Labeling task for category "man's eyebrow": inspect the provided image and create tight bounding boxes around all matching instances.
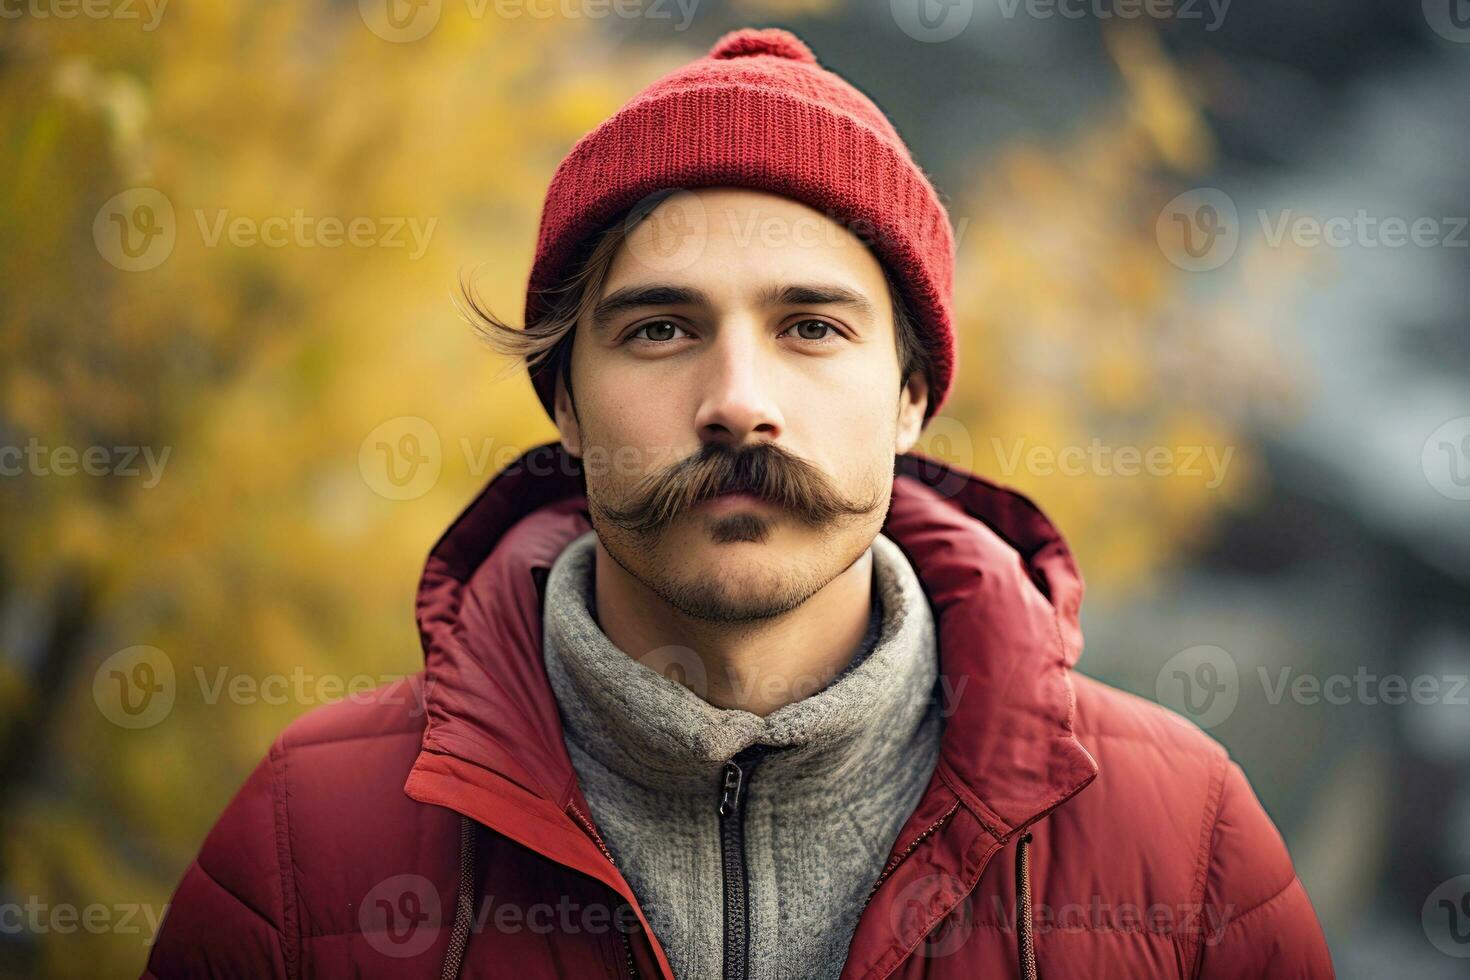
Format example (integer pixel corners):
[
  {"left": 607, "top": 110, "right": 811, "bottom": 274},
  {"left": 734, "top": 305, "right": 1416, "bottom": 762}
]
[
  {"left": 590, "top": 285, "right": 708, "bottom": 334},
  {"left": 756, "top": 282, "right": 878, "bottom": 322}
]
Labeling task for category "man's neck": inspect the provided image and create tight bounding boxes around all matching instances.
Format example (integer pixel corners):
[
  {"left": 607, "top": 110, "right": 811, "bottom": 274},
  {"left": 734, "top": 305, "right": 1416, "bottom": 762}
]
[{"left": 591, "top": 539, "right": 876, "bottom": 717}]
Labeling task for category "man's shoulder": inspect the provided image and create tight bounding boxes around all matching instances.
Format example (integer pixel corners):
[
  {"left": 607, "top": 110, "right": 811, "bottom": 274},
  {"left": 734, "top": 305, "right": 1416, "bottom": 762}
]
[
  {"left": 262, "top": 672, "right": 433, "bottom": 830},
  {"left": 149, "top": 673, "right": 457, "bottom": 973},
  {"left": 1059, "top": 673, "right": 1302, "bottom": 903},
  {"left": 1057, "top": 672, "right": 1237, "bottom": 874},
  {"left": 274, "top": 671, "right": 430, "bottom": 752},
  {"left": 1069, "top": 670, "right": 1230, "bottom": 768},
  {"left": 199, "top": 672, "right": 433, "bottom": 861},
  {"left": 1050, "top": 673, "right": 1329, "bottom": 973}
]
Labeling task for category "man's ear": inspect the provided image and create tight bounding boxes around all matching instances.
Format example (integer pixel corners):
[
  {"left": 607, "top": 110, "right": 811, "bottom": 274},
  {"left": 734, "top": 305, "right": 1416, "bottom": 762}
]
[
  {"left": 552, "top": 369, "right": 583, "bottom": 459},
  {"left": 894, "top": 371, "right": 929, "bottom": 456}
]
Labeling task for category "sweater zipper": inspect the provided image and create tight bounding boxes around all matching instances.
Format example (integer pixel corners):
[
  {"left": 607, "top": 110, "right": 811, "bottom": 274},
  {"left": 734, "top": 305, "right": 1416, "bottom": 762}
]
[{"left": 717, "top": 743, "right": 775, "bottom": 980}]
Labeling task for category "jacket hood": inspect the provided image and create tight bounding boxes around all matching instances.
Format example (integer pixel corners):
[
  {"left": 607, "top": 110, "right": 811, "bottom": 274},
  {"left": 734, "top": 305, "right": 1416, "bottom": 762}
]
[{"left": 402, "top": 440, "right": 1098, "bottom": 975}]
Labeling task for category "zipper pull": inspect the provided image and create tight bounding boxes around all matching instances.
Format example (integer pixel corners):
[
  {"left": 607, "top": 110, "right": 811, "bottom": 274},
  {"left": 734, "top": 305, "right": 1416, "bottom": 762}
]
[{"left": 718, "top": 760, "right": 744, "bottom": 816}]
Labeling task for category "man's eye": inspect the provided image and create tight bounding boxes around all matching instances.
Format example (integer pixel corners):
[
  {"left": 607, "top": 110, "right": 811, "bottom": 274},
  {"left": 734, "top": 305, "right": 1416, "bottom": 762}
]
[
  {"left": 784, "top": 319, "right": 839, "bottom": 341},
  {"left": 628, "top": 320, "right": 687, "bottom": 343}
]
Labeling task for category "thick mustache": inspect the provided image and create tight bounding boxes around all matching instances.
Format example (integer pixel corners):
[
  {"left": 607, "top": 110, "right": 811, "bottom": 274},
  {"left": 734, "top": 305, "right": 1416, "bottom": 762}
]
[{"left": 596, "top": 443, "right": 881, "bottom": 534}]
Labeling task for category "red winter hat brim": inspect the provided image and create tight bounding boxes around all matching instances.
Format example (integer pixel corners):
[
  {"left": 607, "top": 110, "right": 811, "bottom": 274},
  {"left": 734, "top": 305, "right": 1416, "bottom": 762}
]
[{"left": 524, "top": 28, "right": 957, "bottom": 422}]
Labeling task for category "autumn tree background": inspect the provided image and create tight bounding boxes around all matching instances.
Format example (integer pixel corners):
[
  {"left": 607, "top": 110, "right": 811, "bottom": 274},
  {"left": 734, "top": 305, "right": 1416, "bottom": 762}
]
[{"left": 3, "top": 1, "right": 1466, "bottom": 977}]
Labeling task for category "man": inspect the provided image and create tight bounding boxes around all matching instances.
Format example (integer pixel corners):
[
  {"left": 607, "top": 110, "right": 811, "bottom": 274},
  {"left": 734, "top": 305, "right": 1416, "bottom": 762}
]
[{"left": 145, "top": 27, "right": 1334, "bottom": 980}]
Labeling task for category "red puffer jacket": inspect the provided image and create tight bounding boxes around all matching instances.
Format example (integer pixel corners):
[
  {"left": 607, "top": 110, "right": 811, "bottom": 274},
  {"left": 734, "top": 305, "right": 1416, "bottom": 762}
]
[{"left": 143, "top": 442, "right": 1334, "bottom": 979}]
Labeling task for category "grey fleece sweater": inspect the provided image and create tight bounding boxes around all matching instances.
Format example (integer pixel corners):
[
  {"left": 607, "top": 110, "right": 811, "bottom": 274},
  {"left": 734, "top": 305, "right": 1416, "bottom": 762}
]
[{"left": 541, "top": 530, "right": 944, "bottom": 980}]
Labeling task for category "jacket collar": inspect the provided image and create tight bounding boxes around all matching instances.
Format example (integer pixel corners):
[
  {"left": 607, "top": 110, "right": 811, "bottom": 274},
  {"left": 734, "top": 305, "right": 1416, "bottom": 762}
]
[{"left": 405, "top": 438, "right": 1096, "bottom": 886}]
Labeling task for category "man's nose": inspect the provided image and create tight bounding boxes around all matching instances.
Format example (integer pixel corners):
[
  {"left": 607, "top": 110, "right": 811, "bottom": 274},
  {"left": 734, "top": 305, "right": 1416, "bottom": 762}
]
[{"left": 692, "top": 326, "right": 785, "bottom": 446}]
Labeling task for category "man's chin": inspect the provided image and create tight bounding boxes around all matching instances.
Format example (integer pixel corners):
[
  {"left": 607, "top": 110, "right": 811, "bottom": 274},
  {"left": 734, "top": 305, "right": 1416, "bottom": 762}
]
[
  {"left": 654, "top": 567, "right": 806, "bottom": 625},
  {"left": 606, "top": 519, "right": 848, "bottom": 624},
  {"left": 646, "top": 531, "right": 801, "bottom": 612}
]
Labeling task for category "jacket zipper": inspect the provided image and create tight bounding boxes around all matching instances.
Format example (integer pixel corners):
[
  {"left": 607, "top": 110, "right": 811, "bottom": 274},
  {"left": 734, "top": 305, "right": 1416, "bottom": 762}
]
[
  {"left": 859, "top": 797, "right": 961, "bottom": 912},
  {"left": 718, "top": 743, "right": 775, "bottom": 980},
  {"left": 568, "top": 801, "right": 639, "bottom": 979},
  {"left": 1016, "top": 832, "right": 1037, "bottom": 980}
]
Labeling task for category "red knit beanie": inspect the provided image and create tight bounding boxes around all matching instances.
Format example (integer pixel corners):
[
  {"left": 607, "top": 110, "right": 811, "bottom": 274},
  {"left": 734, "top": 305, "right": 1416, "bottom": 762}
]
[{"left": 525, "top": 26, "right": 957, "bottom": 421}]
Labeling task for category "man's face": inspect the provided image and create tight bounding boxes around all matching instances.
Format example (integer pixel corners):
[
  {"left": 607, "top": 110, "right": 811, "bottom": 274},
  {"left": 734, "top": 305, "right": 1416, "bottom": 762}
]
[{"left": 555, "top": 187, "right": 928, "bottom": 623}]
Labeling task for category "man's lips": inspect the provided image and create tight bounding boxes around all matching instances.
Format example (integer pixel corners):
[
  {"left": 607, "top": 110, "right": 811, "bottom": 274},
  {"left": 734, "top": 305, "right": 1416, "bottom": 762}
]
[{"left": 694, "top": 491, "right": 777, "bottom": 514}]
